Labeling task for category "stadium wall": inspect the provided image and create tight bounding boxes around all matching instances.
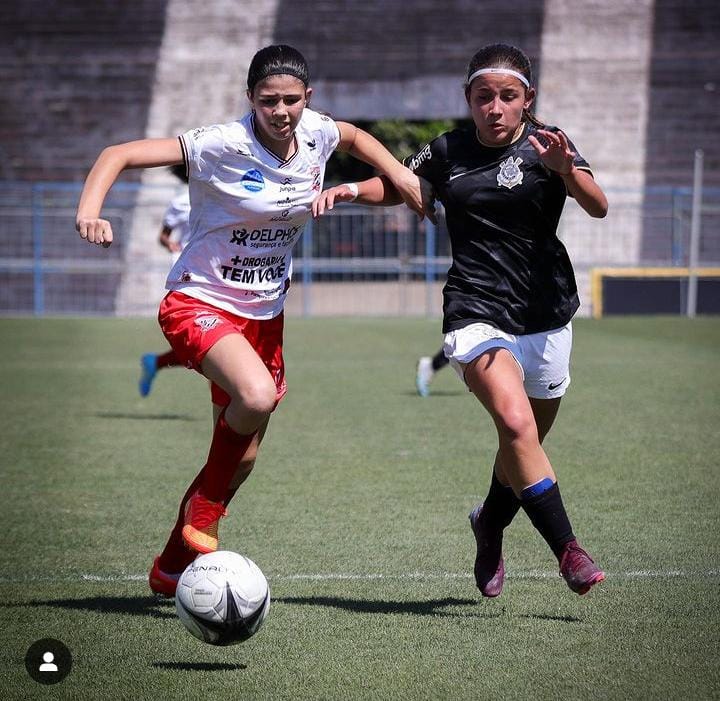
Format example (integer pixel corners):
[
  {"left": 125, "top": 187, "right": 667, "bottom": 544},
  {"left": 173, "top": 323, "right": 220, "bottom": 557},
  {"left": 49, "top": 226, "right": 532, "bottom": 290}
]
[{"left": 2, "top": 1, "right": 719, "bottom": 316}]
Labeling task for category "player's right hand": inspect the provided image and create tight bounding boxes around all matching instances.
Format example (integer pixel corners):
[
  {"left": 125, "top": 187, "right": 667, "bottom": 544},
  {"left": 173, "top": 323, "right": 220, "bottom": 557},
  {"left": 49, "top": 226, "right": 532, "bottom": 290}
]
[
  {"left": 419, "top": 177, "right": 438, "bottom": 225},
  {"left": 77, "top": 217, "right": 114, "bottom": 247}
]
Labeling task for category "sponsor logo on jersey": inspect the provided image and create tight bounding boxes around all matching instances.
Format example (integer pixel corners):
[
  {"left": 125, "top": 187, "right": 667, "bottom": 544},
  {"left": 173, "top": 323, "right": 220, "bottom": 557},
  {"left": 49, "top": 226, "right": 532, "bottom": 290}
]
[
  {"left": 408, "top": 144, "right": 432, "bottom": 171},
  {"left": 276, "top": 196, "right": 292, "bottom": 207},
  {"left": 230, "top": 226, "right": 300, "bottom": 246},
  {"left": 194, "top": 315, "right": 221, "bottom": 331},
  {"left": 270, "top": 209, "right": 292, "bottom": 222},
  {"left": 241, "top": 169, "right": 265, "bottom": 192},
  {"left": 279, "top": 176, "right": 295, "bottom": 192},
  {"left": 497, "top": 156, "right": 524, "bottom": 189}
]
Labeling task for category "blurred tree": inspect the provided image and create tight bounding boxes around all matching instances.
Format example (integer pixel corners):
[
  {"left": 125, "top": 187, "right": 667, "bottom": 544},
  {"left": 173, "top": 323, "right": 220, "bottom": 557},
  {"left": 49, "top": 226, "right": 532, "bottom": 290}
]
[{"left": 325, "top": 118, "right": 470, "bottom": 184}]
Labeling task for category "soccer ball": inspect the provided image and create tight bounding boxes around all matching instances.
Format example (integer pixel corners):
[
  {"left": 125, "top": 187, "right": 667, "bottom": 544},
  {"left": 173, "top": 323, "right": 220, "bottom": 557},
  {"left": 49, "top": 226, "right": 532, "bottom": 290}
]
[{"left": 175, "top": 551, "right": 270, "bottom": 646}]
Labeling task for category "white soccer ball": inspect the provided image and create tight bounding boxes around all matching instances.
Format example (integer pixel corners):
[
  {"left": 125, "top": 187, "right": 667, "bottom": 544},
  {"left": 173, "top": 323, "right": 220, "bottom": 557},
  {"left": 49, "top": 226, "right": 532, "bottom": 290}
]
[{"left": 175, "top": 551, "right": 270, "bottom": 646}]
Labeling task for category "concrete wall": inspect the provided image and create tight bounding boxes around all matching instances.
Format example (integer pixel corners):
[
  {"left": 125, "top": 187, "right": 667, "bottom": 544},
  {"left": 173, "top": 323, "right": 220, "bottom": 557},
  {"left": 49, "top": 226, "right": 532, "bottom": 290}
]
[{"left": 2, "top": 1, "right": 718, "bottom": 315}]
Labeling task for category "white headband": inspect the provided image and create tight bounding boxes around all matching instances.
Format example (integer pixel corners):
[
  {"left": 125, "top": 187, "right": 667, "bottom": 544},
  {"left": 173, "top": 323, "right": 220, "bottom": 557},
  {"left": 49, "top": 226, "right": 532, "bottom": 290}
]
[{"left": 466, "top": 67, "right": 530, "bottom": 88}]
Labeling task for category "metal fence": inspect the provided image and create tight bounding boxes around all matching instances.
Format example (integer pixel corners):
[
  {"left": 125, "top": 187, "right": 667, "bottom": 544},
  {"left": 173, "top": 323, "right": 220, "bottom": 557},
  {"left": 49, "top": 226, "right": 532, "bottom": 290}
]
[{"left": 0, "top": 181, "right": 718, "bottom": 317}]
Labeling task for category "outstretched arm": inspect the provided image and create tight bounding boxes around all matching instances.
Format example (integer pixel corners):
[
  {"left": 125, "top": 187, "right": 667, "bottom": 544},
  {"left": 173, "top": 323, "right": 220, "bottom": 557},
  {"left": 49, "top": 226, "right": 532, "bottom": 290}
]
[
  {"left": 312, "top": 175, "right": 437, "bottom": 223},
  {"left": 334, "top": 122, "right": 424, "bottom": 218},
  {"left": 528, "top": 130, "right": 608, "bottom": 218},
  {"left": 76, "top": 138, "right": 183, "bottom": 247}
]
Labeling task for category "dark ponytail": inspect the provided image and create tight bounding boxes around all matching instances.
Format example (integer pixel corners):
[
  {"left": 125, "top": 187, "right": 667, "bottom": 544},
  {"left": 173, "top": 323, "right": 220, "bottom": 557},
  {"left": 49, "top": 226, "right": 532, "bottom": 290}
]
[
  {"left": 247, "top": 45, "right": 309, "bottom": 94},
  {"left": 465, "top": 43, "right": 545, "bottom": 128}
]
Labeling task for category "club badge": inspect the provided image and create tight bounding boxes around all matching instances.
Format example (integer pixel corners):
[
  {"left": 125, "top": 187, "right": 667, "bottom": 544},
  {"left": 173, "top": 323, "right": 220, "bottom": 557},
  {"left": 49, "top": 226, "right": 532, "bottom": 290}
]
[{"left": 497, "top": 156, "right": 524, "bottom": 189}]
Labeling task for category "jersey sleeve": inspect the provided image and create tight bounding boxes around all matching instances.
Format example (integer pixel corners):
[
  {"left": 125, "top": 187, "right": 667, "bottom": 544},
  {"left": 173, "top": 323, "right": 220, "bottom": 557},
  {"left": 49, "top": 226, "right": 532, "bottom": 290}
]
[
  {"left": 403, "top": 136, "right": 447, "bottom": 189},
  {"left": 303, "top": 109, "right": 341, "bottom": 163},
  {"left": 179, "top": 125, "right": 226, "bottom": 182}
]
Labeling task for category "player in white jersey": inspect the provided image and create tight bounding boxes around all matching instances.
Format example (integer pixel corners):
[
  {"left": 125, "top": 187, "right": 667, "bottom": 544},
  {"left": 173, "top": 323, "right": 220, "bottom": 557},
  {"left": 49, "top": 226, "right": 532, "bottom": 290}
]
[
  {"left": 139, "top": 165, "right": 191, "bottom": 397},
  {"left": 159, "top": 165, "right": 192, "bottom": 260},
  {"left": 76, "top": 44, "right": 424, "bottom": 597}
]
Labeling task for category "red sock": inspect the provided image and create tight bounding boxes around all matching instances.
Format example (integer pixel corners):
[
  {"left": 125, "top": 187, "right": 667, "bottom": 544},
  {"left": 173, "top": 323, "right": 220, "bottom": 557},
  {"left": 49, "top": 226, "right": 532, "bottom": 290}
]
[
  {"left": 156, "top": 409, "right": 256, "bottom": 573},
  {"left": 156, "top": 349, "right": 181, "bottom": 369},
  {"left": 200, "top": 409, "right": 257, "bottom": 502}
]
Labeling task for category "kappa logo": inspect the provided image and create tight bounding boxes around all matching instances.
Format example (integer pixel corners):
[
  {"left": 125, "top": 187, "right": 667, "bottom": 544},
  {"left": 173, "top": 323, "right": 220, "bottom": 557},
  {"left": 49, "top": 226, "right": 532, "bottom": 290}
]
[
  {"left": 194, "top": 316, "right": 221, "bottom": 332},
  {"left": 241, "top": 169, "right": 265, "bottom": 192},
  {"left": 497, "top": 156, "right": 524, "bottom": 189}
]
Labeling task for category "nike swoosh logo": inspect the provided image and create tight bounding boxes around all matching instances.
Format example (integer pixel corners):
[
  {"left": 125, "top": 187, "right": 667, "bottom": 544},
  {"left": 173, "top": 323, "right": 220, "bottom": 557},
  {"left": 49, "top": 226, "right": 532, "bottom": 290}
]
[{"left": 548, "top": 379, "right": 566, "bottom": 390}]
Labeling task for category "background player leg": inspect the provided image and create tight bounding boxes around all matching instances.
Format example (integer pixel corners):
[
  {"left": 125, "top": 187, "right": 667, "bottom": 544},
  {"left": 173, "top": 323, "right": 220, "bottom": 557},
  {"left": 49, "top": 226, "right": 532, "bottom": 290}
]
[
  {"left": 416, "top": 348, "right": 449, "bottom": 397},
  {"left": 139, "top": 349, "right": 183, "bottom": 397}
]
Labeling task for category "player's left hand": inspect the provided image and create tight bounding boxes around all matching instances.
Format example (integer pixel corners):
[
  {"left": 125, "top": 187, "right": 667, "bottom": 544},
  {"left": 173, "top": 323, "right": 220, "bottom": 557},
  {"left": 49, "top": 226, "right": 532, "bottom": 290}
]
[
  {"left": 312, "top": 184, "right": 357, "bottom": 218},
  {"left": 528, "top": 129, "right": 575, "bottom": 176},
  {"left": 388, "top": 166, "right": 424, "bottom": 219}
]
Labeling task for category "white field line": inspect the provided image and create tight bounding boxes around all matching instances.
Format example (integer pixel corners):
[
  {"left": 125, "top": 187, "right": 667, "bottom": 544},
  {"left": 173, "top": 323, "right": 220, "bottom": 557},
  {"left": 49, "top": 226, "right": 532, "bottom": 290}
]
[{"left": 0, "top": 569, "right": 718, "bottom": 584}]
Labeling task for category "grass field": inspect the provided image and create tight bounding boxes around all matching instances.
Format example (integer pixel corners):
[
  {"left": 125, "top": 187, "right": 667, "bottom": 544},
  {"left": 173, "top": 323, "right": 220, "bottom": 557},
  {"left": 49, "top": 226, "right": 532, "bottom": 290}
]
[{"left": 1, "top": 316, "right": 719, "bottom": 700}]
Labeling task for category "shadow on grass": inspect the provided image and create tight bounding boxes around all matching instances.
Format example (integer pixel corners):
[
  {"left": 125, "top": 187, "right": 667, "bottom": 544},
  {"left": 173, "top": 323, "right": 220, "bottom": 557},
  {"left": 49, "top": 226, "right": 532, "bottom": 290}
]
[
  {"left": 275, "top": 595, "right": 499, "bottom": 618},
  {"left": 152, "top": 662, "right": 247, "bottom": 671},
  {"left": 519, "top": 613, "right": 582, "bottom": 623},
  {"left": 93, "top": 412, "right": 200, "bottom": 421},
  {"left": 1, "top": 595, "right": 176, "bottom": 619}
]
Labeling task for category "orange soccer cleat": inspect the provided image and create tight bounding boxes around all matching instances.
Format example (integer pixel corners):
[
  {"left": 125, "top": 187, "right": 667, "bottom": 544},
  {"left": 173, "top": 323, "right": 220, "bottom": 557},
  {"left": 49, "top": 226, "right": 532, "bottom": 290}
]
[{"left": 181, "top": 491, "right": 227, "bottom": 554}]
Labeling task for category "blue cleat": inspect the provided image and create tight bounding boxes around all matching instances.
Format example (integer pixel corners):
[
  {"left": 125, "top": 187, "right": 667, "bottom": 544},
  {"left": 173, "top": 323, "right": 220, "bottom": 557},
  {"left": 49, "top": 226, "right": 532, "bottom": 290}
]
[
  {"left": 139, "top": 353, "right": 158, "bottom": 397},
  {"left": 415, "top": 356, "right": 433, "bottom": 397}
]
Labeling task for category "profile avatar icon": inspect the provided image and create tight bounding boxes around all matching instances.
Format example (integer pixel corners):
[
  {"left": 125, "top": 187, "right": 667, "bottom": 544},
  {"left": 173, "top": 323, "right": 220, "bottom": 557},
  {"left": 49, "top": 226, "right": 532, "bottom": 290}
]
[
  {"left": 39, "top": 651, "right": 58, "bottom": 672},
  {"left": 25, "top": 638, "right": 72, "bottom": 684}
]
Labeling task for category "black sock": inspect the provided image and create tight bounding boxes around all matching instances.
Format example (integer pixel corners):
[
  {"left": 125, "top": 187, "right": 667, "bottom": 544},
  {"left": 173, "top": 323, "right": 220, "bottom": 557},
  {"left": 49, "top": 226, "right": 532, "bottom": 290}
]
[
  {"left": 479, "top": 471, "right": 522, "bottom": 531},
  {"left": 520, "top": 482, "right": 575, "bottom": 559},
  {"left": 431, "top": 349, "right": 449, "bottom": 372}
]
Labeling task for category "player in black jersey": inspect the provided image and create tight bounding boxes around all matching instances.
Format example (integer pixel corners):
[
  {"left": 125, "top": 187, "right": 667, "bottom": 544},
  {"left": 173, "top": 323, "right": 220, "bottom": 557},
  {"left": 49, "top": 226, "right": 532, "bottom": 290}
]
[{"left": 314, "top": 44, "right": 608, "bottom": 597}]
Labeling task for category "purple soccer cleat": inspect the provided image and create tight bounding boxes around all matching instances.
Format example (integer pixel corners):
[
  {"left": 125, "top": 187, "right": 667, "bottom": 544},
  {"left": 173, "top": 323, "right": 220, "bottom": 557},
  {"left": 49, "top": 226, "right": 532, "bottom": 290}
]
[
  {"left": 559, "top": 540, "right": 605, "bottom": 595},
  {"left": 469, "top": 504, "right": 505, "bottom": 597}
]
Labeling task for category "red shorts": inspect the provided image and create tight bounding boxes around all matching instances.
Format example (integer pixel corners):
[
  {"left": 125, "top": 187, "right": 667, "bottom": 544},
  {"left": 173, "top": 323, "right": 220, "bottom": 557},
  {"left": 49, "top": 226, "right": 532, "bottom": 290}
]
[{"left": 158, "top": 291, "right": 287, "bottom": 408}]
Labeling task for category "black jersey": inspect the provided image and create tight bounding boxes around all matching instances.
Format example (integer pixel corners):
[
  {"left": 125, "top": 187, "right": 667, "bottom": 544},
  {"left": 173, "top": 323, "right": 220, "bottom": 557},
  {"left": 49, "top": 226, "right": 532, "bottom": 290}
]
[{"left": 406, "top": 123, "right": 591, "bottom": 335}]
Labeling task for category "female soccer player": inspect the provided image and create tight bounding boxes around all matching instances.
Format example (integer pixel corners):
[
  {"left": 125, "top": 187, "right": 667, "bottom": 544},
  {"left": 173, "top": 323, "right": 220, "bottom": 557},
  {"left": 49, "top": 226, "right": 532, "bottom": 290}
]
[
  {"left": 76, "top": 44, "right": 423, "bottom": 597},
  {"left": 314, "top": 43, "right": 608, "bottom": 596}
]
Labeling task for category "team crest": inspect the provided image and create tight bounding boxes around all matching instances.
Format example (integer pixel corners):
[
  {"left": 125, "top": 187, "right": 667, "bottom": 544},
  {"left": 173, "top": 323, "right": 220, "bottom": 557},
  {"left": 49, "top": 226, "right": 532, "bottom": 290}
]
[
  {"left": 497, "top": 156, "right": 524, "bottom": 189},
  {"left": 194, "top": 315, "right": 221, "bottom": 332}
]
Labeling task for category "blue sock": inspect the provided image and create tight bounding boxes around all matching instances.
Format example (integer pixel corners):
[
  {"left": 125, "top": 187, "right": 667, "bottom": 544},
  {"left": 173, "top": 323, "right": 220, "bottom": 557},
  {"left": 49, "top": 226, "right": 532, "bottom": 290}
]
[{"left": 520, "top": 477, "right": 555, "bottom": 501}]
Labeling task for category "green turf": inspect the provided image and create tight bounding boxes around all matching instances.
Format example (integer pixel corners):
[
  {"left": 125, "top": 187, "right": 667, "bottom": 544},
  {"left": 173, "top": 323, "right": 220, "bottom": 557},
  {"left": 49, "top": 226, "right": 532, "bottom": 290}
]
[{"left": 1, "top": 316, "right": 719, "bottom": 700}]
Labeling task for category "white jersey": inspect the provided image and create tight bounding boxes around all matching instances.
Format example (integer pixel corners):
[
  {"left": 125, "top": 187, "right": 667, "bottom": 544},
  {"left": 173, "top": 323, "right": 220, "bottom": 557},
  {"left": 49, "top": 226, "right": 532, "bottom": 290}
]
[
  {"left": 166, "top": 108, "right": 340, "bottom": 319},
  {"left": 163, "top": 188, "right": 191, "bottom": 250}
]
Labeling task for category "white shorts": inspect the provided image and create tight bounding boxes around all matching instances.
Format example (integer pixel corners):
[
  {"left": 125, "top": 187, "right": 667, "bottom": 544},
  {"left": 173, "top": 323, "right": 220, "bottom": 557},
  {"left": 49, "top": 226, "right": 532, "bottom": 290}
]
[{"left": 443, "top": 322, "right": 573, "bottom": 399}]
